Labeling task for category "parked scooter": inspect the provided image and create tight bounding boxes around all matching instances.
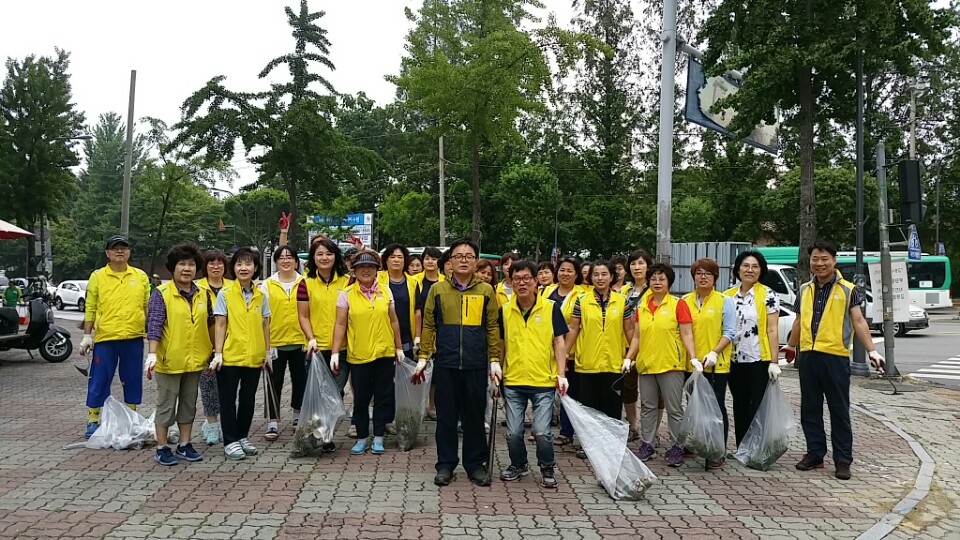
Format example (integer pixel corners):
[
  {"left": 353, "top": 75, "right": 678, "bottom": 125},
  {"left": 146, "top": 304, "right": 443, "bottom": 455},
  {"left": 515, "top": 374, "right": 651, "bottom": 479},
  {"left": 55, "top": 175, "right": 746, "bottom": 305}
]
[{"left": 0, "top": 298, "right": 72, "bottom": 362}]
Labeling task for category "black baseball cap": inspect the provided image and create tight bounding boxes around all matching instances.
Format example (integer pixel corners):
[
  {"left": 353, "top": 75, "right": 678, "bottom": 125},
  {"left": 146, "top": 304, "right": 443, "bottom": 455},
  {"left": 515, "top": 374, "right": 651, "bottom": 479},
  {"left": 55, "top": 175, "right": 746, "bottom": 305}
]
[{"left": 105, "top": 235, "right": 130, "bottom": 249}]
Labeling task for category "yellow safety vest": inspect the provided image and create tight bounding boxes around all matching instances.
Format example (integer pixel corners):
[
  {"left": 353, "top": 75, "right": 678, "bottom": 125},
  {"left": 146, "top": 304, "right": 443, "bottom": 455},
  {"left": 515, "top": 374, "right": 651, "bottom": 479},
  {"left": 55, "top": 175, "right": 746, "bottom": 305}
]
[
  {"left": 222, "top": 284, "right": 267, "bottom": 368},
  {"left": 799, "top": 272, "right": 855, "bottom": 357},
  {"left": 345, "top": 282, "right": 396, "bottom": 364},
  {"left": 724, "top": 283, "right": 775, "bottom": 362},
  {"left": 496, "top": 281, "right": 512, "bottom": 307},
  {"left": 304, "top": 274, "right": 350, "bottom": 350},
  {"left": 86, "top": 264, "right": 150, "bottom": 343},
  {"left": 575, "top": 290, "right": 627, "bottom": 374},
  {"left": 637, "top": 293, "right": 686, "bottom": 375},
  {"left": 682, "top": 290, "right": 733, "bottom": 374},
  {"left": 264, "top": 275, "right": 306, "bottom": 348},
  {"left": 156, "top": 283, "right": 212, "bottom": 374},
  {"left": 196, "top": 277, "right": 234, "bottom": 295},
  {"left": 502, "top": 295, "right": 559, "bottom": 388},
  {"left": 377, "top": 271, "right": 417, "bottom": 341},
  {"left": 543, "top": 284, "right": 586, "bottom": 358}
]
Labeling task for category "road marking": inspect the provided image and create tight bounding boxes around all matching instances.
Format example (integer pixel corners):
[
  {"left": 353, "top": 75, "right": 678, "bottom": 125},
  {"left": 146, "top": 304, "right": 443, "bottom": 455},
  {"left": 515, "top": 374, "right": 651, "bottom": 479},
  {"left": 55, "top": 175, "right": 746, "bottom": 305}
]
[
  {"left": 916, "top": 368, "right": 960, "bottom": 375},
  {"left": 911, "top": 373, "right": 960, "bottom": 381}
]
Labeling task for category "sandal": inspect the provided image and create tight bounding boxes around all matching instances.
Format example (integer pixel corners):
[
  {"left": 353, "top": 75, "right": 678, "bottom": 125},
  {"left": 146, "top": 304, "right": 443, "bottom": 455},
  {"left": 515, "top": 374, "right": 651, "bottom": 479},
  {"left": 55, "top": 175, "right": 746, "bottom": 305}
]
[{"left": 554, "top": 435, "right": 572, "bottom": 446}]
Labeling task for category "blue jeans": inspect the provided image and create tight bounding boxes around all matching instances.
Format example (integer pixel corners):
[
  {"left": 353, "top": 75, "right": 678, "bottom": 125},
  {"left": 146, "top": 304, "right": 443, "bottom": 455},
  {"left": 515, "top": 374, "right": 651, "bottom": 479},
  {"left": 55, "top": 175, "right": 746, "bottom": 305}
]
[{"left": 503, "top": 386, "right": 556, "bottom": 468}]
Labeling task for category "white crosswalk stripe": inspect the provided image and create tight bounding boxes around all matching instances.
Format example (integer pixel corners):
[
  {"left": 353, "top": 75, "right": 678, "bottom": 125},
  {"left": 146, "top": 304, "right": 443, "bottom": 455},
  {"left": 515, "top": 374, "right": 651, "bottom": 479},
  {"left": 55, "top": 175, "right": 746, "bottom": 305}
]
[{"left": 913, "top": 359, "right": 960, "bottom": 381}]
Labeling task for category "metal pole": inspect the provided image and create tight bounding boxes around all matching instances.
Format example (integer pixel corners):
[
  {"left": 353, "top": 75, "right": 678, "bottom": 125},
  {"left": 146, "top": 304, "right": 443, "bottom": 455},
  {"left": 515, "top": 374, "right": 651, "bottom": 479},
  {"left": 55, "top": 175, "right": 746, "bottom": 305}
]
[
  {"left": 120, "top": 70, "right": 137, "bottom": 237},
  {"left": 909, "top": 82, "right": 917, "bottom": 160},
  {"left": 655, "top": 0, "right": 678, "bottom": 264},
  {"left": 438, "top": 136, "right": 446, "bottom": 248},
  {"left": 851, "top": 49, "right": 868, "bottom": 377},
  {"left": 935, "top": 176, "right": 940, "bottom": 249},
  {"left": 876, "top": 142, "right": 898, "bottom": 377}
]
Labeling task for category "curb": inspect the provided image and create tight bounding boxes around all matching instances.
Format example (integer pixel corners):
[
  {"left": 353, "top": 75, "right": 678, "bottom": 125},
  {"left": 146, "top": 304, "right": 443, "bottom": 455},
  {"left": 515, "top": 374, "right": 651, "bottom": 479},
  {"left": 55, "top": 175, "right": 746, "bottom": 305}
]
[{"left": 853, "top": 403, "right": 936, "bottom": 540}]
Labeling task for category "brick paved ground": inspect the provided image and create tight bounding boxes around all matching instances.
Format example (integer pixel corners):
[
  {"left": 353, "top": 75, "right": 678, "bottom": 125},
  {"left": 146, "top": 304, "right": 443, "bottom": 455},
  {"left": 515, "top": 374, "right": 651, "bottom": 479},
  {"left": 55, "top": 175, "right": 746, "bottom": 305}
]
[{"left": 1, "top": 337, "right": 958, "bottom": 539}]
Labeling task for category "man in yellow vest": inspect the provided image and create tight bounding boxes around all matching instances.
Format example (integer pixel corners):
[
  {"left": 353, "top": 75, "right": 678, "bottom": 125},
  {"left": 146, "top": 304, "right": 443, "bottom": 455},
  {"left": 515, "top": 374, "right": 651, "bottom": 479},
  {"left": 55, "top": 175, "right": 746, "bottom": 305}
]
[
  {"left": 80, "top": 235, "right": 151, "bottom": 439},
  {"left": 497, "top": 260, "right": 569, "bottom": 488},
  {"left": 784, "top": 240, "right": 884, "bottom": 481},
  {"left": 145, "top": 244, "right": 212, "bottom": 465}
]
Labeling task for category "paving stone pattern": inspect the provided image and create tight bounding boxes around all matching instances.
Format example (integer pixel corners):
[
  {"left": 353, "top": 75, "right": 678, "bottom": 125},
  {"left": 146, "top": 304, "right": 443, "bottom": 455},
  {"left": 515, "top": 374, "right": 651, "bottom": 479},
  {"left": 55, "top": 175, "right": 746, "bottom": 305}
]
[{"left": 0, "top": 349, "right": 958, "bottom": 539}]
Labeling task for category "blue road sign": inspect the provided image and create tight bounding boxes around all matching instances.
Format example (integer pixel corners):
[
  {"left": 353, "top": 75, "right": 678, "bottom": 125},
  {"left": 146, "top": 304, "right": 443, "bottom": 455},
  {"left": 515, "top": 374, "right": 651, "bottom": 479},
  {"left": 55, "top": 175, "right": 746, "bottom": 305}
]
[{"left": 908, "top": 225, "right": 922, "bottom": 261}]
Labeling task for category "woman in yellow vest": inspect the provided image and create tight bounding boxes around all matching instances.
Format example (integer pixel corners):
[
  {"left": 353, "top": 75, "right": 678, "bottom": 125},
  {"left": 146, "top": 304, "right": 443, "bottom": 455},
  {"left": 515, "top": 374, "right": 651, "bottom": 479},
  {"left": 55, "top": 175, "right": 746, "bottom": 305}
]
[
  {"left": 564, "top": 260, "right": 638, "bottom": 458},
  {"left": 495, "top": 252, "right": 521, "bottom": 306},
  {"left": 724, "top": 250, "right": 780, "bottom": 449},
  {"left": 414, "top": 247, "right": 446, "bottom": 421},
  {"left": 681, "top": 258, "right": 737, "bottom": 469},
  {"left": 210, "top": 247, "right": 272, "bottom": 461},
  {"left": 406, "top": 254, "right": 423, "bottom": 275},
  {"left": 621, "top": 250, "right": 653, "bottom": 441},
  {"left": 635, "top": 263, "right": 698, "bottom": 468},
  {"left": 542, "top": 257, "right": 585, "bottom": 447},
  {"left": 536, "top": 261, "right": 556, "bottom": 292},
  {"left": 379, "top": 244, "right": 419, "bottom": 434},
  {"left": 195, "top": 249, "right": 233, "bottom": 446},
  {"left": 331, "top": 249, "right": 405, "bottom": 455},
  {"left": 145, "top": 243, "right": 212, "bottom": 466},
  {"left": 260, "top": 245, "right": 306, "bottom": 442}
]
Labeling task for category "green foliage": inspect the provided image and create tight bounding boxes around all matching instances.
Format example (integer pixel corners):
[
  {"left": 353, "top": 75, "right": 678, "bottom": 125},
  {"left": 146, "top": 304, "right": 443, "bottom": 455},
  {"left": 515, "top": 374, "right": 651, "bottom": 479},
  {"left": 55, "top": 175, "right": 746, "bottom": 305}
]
[
  {"left": 378, "top": 191, "right": 439, "bottom": 247},
  {"left": 223, "top": 187, "right": 291, "bottom": 250},
  {"left": 492, "top": 163, "right": 559, "bottom": 258}
]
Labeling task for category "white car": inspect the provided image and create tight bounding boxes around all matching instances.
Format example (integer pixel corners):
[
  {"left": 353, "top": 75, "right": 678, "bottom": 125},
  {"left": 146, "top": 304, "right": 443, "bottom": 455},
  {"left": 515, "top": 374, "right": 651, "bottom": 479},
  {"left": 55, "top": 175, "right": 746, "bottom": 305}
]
[
  {"left": 778, "top": 305, "right": 797, "bottom": 346},
  {"left": 54, "top": 280, "right": 88, "bottom": 311}
]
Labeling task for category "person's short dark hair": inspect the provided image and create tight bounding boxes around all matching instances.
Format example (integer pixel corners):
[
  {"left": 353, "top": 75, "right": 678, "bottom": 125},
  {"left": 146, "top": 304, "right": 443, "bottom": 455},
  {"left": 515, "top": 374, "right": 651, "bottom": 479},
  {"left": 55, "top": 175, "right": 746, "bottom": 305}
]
[
  {"left": 405, "top": 253, "right": 423, "bottom": 273},
  {"left": 556, "top": 257, "right": 583, "bottom": 285},
  {"left": 306, "top": 237, "right": 347, "bottom": 279},
  {"left": 230, "top": 247, "right": 262, "bottom": 280},
  {"left": 808, "top": 239, "right": 838, "bottom": 258},
  {"left": 690, "top": 258, "right": 720, "bottom": 282},
  {"left": 475, "top": 258, "right": 497, "bottom": 286},
  {"left": 438, "top": 250, "right": 450, "bottom": 270},
  {"left": 272, "top": 245, "right": 301, "bottom": 272},
  {"left": 733, "top": 250, "right": 769, "bottom": 282},
  {"left": 509, "top": 260, "right": 539, "bottom": 279},
  {"left": 449, "top": 238, "right": 480, "bottom": 257},
  {"left": 646, "top": 262, "right": 675, "bottom": 287},
  {"left": 381, "top": 243, "right": 410, "bottom": 270},
  {"left": 423, "top": 246, "right": 443, "bottom": 260},
  {"left": 627, "top": 250, "right": 654, "bottom": 277},
  {"left": 581, "top": 261, "right": 594, "bottom": 285},
  {"left": 591, "top": 260, "right": 617, "bottom": 282},
  {"left": 165, "top": 243, "right": 204, "bottom": 274},
  {"left": 500, "top": 251, "right": 520, "bottom": 265},
  {"left": 536, "top": 261, "right": 556, "bottom": 282},
  {"left": 611, "top": 255, "right": 627, "bottom": 268},
  {"left": 202, "top": 249, "right": 230, "bottom": 277}
]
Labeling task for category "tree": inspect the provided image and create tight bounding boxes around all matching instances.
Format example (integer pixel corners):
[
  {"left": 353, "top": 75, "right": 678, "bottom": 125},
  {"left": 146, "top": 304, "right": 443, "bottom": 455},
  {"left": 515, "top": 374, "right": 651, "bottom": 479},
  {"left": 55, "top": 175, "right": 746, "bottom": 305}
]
[
  {"left": 223, "top": 187, "right": 291, "bottom": 251},
  {"left": 378, "top": 191, "right": 439, "bottom": 246},
  {"left": 0, "top": 49, "right": 85, "bottom": 276},
  {"left": 699, "top": 0, "right": 954, "bottom": 279},
  {"left": 493, "top": 163, "right": 559, "bottom": 259}
]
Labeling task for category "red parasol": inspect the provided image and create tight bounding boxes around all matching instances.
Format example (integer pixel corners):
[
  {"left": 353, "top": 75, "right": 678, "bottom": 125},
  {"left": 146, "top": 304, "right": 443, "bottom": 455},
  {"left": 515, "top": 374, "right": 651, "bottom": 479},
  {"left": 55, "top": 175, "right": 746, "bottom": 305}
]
[{"left": 0, "top": 219, "right": 34, "bottom": 240}]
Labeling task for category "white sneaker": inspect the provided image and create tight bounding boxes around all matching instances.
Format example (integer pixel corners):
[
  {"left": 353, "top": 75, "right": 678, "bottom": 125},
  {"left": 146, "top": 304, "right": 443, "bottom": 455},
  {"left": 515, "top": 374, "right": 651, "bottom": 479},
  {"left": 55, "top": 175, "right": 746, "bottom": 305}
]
[
  {"left": 202, "top": 421, "right": 221, "bottom": 445},
  {"left": 167, "top": 424, "right": 180, "bottom": 445},
  {"left": 224, "top": 441, "right": 246, "bottom": 460},
  {"left": 238, "top": 438, "right": 259, "bottom": 455}
]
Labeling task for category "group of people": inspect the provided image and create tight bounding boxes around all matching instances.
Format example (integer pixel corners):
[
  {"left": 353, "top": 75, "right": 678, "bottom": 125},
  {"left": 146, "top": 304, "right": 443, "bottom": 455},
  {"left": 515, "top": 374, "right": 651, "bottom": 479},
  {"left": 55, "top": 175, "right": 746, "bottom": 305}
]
[{"left": 78, "top": 228, "right": 885, "bottom": 487}]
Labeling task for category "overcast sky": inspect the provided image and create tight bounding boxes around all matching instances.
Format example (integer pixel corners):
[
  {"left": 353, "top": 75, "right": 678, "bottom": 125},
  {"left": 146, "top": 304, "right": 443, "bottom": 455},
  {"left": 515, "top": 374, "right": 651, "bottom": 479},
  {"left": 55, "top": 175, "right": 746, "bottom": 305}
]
[{"left": 2, "top": 0, "right": 579, "bottom": 187}]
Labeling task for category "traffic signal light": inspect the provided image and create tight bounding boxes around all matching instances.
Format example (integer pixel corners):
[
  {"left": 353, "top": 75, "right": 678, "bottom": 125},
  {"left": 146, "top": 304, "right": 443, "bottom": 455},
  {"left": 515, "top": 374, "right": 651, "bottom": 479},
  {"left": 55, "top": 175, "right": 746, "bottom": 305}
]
[{"left": 898, "top": 160, "right": 925, "bottom": 225}]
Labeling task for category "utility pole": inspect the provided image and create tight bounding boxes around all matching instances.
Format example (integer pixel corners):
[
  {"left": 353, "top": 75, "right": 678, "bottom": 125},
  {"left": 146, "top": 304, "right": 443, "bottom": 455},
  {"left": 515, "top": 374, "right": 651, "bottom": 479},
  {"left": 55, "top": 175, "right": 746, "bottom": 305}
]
[
  {"left": 439, "top": 136, "right": 446, "bottom": 248},
  {"left": 875, "top": 143, "right": 898, "bottom": 377},
  {"left": 851, "top": 48, "right": 868, "bottom": 377},
  {"left": 120, "top": 70, "right": 137, "bottom": 237},
  {"left": 655, "top": 0, "right": 678, "bottom": 264}
]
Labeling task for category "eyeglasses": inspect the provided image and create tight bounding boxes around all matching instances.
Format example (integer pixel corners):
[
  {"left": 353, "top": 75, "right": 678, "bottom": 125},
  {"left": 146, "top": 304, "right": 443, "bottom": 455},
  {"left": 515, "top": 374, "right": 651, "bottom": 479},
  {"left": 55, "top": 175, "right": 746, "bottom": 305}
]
[
  {"left": 513, "top": 276, "right": 535, "bottom": 284},
  {"left": 451, "top": 254, "right": 477, "bottom": 262},
  {"left": 695, "top": 271, "right": 713, "bottom": 278}
]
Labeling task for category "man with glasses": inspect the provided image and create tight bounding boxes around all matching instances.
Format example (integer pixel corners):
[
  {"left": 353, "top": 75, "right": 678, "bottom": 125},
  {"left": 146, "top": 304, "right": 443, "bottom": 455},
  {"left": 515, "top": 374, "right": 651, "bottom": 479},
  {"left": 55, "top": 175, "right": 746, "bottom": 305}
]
[
  {"left": 419, "top": 239, "right": 501, "bottom": 487},
  {"left": 80, "top": 235, "right": 151, "bottom": 438}
]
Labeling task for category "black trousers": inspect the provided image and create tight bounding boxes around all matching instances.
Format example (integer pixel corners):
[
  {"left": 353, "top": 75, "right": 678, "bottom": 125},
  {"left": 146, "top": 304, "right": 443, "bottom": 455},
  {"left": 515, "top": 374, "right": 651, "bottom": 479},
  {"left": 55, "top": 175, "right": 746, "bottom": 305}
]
[
  {"left": 216, "top": 366, "right": 261, "bottom": 445},
  {"left": 349, "top": 357, "right": 395, "bottom": 439},
  {"left": 728, "top": 361, "right": 769, "bottom": 447},
  {"left": 570, "top": 371, "right": 622, "bottom": 420},
  {"left": 798, "top": 351, "right": 852, "bottom": 463},
  {"left": 268, "top": 348, "right": 307, "bottom": 419},
  {"left": 434, "top": 366, "right": 488, "bottom": 475}
]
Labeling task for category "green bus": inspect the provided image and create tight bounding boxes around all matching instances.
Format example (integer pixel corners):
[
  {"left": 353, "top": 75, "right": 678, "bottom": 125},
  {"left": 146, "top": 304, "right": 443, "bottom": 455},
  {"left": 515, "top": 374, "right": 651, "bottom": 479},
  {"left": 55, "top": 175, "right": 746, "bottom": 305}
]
[{"left": 756, "top": 246, "right": 953, "bottom": 309}]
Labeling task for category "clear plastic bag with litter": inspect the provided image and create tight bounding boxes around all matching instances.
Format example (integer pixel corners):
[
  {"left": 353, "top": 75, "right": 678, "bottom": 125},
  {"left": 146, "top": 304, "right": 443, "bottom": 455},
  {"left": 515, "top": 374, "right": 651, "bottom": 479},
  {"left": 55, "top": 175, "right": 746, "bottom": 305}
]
[
  {"left": 394, "top": 358, "right": 434, "bottom": 451},
  {"left": 85, "top": 396, "right": 156, "bottom": 450},
  {"left": 678, "top": 370, "right": 727, "bottom": 462},
  {"left": 734, "top": 380, "right": 797, "bottom": 471},
  {"left": 291, "top": 353, "right": 348, "bottom": 457}
]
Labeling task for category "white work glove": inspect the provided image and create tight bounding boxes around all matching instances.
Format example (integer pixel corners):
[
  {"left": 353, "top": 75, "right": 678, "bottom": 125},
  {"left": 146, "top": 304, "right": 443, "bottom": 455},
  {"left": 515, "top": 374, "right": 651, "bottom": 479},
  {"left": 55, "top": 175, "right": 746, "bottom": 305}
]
[
  {"left": 395, "top": 348, "right": 406, "bottom": 365},
  {"left": 411, "top": 359, "right": 428, "bottom": 384},
  {"left": 413, "top": 336, "right": 421, "bottom": 357},
  {"left": 868, "top": 350, "right": 886, "bottom": 370},
  {"left": 306, "top": 338, "right": 318, "bottom": 354},
  {"left": 557, "top": 376, "right": 569, "bottom": 396},
  {"left": 329, "top": 352, "right": 340, "bottom": 375},
  {"left": 490, "top": 361, "right": 502, "bottom": 384},
  {"left": 768, "top": 362, "right": 782, "bottom": 381},
  {"left": 264, "top": 349, "right": 274, "bottom": 372},
  {"left": 690, "top": 358, "right": 704, "bottom": 373},
  {"left": 79, "top": 333, "right": 94, "bottom": 356},
  {"left": 145, "top": 353, "right": 157, "bottom": 380},
  {"left": 208, "top": 352, "right": 223, "bottom": 372},
  {"left": 703, "top": 351, "right": 718, "bottom": 369},
  {"left": 621, "top": 358, "right": 634, "bottom": 373}
]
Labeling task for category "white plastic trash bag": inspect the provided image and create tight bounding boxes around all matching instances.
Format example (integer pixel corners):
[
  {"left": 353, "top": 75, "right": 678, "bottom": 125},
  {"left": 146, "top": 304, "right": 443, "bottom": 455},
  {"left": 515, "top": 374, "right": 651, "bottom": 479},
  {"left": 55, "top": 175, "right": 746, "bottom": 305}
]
[
  {"left": 291, "top": 353, "right": 347, "bottom": 457},
  {"left": 394, "top": 358, "right": 433, "bottom": 451},
  {"left": 560, "top": 395, "right": 657, "bottom": 500},
  {"left": 679, "top": 371, "right": 726, "bottom": 462},
  {"left": 86, "top": 396, "right": 156, "bottom": 450},
  {"left": 734, "top": 380, "right": 797, "bottom": 470}
]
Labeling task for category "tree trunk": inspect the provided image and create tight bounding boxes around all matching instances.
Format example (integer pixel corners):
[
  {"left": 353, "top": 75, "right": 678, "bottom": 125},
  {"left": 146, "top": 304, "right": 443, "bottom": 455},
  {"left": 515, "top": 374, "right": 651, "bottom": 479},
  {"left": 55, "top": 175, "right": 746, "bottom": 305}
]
[
  {"left": 797, "top": 65, "right": 817, "bottom": 283},
  {"left": 471, "top": 139, "right": 482, "bottom": 244},
  {"left": 149, "top": 182, "right": 175, "bottom": 275},
  {"left": 281, "top": 170, "right": 299, "bottom": 249}
]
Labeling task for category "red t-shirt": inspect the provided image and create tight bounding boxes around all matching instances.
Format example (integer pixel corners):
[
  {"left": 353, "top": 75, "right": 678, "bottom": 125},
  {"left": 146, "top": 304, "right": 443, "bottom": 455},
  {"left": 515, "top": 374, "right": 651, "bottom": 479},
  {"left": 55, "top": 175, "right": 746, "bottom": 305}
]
[{"left": 644, "top": 296, "right": 692, "bottom": 324}]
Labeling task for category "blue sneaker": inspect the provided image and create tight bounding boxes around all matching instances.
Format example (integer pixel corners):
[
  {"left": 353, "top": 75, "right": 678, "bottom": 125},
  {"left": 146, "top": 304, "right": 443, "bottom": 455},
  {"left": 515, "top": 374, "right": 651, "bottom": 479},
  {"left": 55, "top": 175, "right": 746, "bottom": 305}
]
[
  {"left": 175, "top": 443, "right": 203, "bottom": 462},
  {"left": 371, "top": 440, "right": 385, "bottom": 454},
  {"left": 154, "top": 446, "right": 177, "bottom": 466},
  {"left": 84, "top": 422, "right": 99, "bottom": 439},
  {"left": 350, "top": 439, "right": 370, "bottom": 455}
]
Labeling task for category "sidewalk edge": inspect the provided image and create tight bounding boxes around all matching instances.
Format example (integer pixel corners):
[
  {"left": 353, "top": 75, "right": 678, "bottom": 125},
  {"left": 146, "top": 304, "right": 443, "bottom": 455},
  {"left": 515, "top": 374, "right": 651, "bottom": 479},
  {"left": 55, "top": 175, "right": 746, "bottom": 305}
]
[{"left": 853, "top": 403, "right": 936, "bottom": 540}]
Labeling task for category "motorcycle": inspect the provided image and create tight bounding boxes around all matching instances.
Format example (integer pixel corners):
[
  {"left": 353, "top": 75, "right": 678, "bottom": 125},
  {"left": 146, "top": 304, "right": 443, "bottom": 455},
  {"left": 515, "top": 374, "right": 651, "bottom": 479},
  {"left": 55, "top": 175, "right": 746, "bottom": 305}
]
[{"left": 0, "top": 298, "right": 73, "bottom": 362}]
